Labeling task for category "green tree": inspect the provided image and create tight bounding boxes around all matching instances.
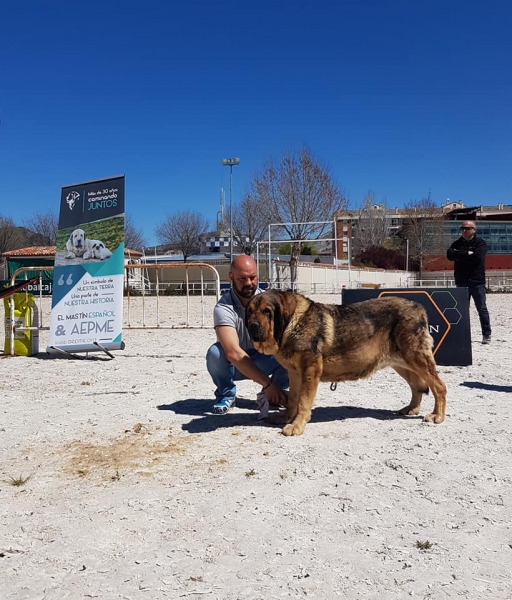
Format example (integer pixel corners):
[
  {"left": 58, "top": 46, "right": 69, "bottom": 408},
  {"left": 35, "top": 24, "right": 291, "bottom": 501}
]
[{"left": 278, "top": 241, "right": 317, "bottom": 255}]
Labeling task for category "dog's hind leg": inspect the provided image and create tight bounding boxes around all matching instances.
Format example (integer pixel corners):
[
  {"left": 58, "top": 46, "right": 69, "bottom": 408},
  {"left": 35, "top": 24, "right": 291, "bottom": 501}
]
[
  {"left": 395, "top": 358, "right": 447, "bottom": 424},
  {"left": 420, "top": 360, "right": 446, "bottom": 424},
  {"left": 393, "top": 366, "right": 428, "bottom": 417}
]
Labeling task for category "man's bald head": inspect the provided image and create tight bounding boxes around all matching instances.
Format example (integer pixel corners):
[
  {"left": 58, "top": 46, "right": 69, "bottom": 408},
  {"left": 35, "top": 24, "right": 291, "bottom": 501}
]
[
  {"left": 229, "top": 255, "right": 259, "bottom": 302},
  {"left": 461, "top": 220, "right": 476, "bottom": 240},
  {"left": 231, "top": 255, "right": 257, "bottom": 272}
]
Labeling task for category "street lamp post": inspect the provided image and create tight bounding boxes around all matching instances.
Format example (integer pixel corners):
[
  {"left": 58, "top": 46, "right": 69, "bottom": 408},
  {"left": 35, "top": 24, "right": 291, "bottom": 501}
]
[{"left": 221, "top": 157, "right": 240, "bottom": 264}]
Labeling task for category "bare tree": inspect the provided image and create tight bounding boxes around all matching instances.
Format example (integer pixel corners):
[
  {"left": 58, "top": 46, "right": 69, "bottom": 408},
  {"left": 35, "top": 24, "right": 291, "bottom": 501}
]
[
  {"left": 155, "top": 210, "right": 210, "bottom": 261},
  {"left": 0, "top": 216, "right": 22, "bottom": 255},
  {"left": 232, "top": 192, "right": 269, "bottom": 256},
  {"left": 401, "top": 197, "right": 445, "bottom": 276},
  {"left": 251, "top": 145, "right": 347, "bottom": 284},
  {"left": 23, "top": 210, "right": 58, "bottom": 245},
  {"left": 125, "top": 215, "right": 147, "bottom": 251},
  {"left": 351, "top": 191, "right": 390, "bottom": 255},
  {"left": 0, "top": 216, "right": 22, "bottom": 278}
]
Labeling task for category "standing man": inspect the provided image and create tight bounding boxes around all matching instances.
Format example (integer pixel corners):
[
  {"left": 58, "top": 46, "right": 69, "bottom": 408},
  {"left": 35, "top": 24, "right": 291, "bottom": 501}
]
[
  {"left": 447, "top": 220, "right": 491, "bottom": 344},
  {"left": 206, "top": 255, "right": 289, "bottom": 414}
]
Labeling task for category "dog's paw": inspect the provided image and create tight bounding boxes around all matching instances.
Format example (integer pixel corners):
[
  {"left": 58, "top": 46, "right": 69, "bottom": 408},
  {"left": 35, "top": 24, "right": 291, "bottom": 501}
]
[
  {"left": 282, "top": 421, "right": 306, "bottom": 436},
  {"left": 423, "top": 412, "right": 445, "bottom": 424},
  {"left": 398, "top": 405, "right": 421, "bottom": 416}
]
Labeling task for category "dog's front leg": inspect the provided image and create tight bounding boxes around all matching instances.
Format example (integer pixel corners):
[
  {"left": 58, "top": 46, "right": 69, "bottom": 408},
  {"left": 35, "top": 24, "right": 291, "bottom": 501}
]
[
  {"left": 282, "top": 356, "right": 321, "bottom": 436},
  {"left": 267, "top": 370, "right": 300, "bottom": 426}
]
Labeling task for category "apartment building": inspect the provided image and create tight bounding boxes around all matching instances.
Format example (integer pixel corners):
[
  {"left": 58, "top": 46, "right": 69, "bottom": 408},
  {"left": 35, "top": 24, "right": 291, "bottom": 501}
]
[{"left": 334, "top": 201, "right": 512, "bottom": 271}]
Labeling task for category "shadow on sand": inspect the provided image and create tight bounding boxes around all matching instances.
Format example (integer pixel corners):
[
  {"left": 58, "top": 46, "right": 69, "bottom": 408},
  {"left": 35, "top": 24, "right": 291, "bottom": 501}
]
[
  {"left": 461, "top": 381, "right": 512, "bottom": 393},
  {"left": 157, "top": 399, "right": 410, "bottom": 434}
]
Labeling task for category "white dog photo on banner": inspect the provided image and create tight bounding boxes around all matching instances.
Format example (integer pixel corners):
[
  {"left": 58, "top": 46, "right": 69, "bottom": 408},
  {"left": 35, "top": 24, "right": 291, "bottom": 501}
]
[{"left": 65, "top": 228, "right": 112, "bottom": 261}]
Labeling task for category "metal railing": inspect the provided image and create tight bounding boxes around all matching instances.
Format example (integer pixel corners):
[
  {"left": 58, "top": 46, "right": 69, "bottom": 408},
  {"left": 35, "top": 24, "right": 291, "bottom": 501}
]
[
  {"left": 408, "top": 276, "right": 512, "bottom": 291},
  {"left": 123, "top": 263, "right": 220, "bottom": 329},
  {"left": 3, "top": 263, "right": 222, "bottom": 354}
]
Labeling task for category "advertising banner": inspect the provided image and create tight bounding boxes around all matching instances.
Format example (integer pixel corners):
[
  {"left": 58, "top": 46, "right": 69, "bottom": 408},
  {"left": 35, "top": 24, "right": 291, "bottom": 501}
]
[
  {"left": 47, "top": 176, "right": 125, "bottom": 355},
  {"left": 0, "top": 279, "right": 53, "bottom": 296}
]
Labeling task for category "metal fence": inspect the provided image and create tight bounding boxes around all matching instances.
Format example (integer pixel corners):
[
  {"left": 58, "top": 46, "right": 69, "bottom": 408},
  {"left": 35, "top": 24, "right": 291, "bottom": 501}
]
[
  {"left": 4, "top": 262, "right": 511, "bottom": 355},
  {"left": 409, "top": 275, "right": 512, "bottom": 291},
  {"left": 123, "top": 263, "right": 220, "bottom": 329},
  {"left": 3, "top": 263, "right": 221, "bottom": 355}
]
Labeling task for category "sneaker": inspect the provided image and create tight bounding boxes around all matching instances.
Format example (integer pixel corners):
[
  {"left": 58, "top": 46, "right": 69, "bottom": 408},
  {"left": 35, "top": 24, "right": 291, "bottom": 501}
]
[
  {"left": 482, "top": 336, "right": 491, "bottom": 345},
  {"left": 212, "top": 397, "right": 236, "bottom": 414}
]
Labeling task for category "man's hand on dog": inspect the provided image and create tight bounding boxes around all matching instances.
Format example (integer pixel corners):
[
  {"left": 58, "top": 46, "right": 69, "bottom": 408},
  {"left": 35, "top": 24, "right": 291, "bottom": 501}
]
[{"left": 266, "top": 384, "right": 288, "bottom": 407}]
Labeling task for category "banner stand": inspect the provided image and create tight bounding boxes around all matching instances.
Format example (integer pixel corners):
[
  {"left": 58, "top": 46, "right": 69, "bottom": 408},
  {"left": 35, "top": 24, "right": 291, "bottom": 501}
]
[
  {"left": 47, "top": 175, "right": 125, "bottom": 356},
  {"left": 46, "top": 345, "right": 88, "bottom": 360},
  {"left": 93, "top": 340, "right": 123, "bottom": 358},
  {"left": 47, "top": 339, "right": 125, "bottom": 360}
]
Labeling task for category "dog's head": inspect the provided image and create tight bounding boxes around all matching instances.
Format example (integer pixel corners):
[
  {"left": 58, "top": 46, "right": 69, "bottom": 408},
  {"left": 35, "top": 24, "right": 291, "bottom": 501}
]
[
  {"left": 70, "top": 228, "right": 86, "bottom": 251},
  {"left": 246, "top": 290, "right": 294, "bottom": 354},
  {"left": 91, "top": 241, "right": 104, "bottom": 253}
]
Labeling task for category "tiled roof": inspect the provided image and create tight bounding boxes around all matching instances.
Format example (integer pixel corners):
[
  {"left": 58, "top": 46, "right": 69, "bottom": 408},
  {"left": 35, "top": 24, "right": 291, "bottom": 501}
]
[
  {"left": 2, "top": 246, "right": 143, "bottom": 257},
  {"left": 2, "top": 246, "right": 56, "bottom": 257}
]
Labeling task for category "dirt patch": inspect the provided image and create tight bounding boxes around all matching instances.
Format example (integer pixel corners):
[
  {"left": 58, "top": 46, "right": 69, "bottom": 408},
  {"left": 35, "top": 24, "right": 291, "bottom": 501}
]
[{"left": 63, "top": 423, "right": 194, "bottom": 480}]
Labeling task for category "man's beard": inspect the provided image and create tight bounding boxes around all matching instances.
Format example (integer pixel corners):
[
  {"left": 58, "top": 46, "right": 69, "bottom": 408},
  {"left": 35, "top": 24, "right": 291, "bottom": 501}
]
[{"left": 233, "top": 282, "right": 257, "bottom": 298}]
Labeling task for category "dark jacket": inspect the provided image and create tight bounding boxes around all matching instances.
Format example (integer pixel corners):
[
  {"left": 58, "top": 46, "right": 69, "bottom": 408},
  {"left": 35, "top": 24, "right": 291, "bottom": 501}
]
[{"left": 446, "top": 235, "right": 487, "bottom": 286}]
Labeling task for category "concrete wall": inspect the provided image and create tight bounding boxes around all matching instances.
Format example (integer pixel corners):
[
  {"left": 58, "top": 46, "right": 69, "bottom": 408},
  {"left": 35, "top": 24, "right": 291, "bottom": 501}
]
[
  {"left": 423, "top": 254, "right": 512, "bottom": 272},
  {"left": 272, "top": 261, "right": 413, "bottom": 292},
  {"left": 139, "top": 260, "right": 414, "bottom": 293}
]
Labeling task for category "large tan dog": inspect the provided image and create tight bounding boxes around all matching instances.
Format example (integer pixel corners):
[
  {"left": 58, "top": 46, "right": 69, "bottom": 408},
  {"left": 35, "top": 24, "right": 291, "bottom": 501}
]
[{"left": 246, "top": 290, "right": 447, "bottom": 436}]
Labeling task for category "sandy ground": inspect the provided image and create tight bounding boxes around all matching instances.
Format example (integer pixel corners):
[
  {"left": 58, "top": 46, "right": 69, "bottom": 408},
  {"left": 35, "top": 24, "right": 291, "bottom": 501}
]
[{"left": 1, "top": 292, "right": 511, "bottom": 599}]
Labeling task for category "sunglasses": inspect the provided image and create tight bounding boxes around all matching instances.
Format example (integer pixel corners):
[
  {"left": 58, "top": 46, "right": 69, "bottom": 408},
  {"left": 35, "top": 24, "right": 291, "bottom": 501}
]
[{"left": 460, "top": 227, "right": 475, "bottom": 231}]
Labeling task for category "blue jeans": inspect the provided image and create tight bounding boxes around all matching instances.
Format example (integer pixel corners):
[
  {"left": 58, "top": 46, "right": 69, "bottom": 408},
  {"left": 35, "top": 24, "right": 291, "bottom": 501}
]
[
  {"left": 461, "top": 284, "right": 491, "bottom": 338},
  {"left": 206, "top": 342, "right": 289, "bottom": 403}
]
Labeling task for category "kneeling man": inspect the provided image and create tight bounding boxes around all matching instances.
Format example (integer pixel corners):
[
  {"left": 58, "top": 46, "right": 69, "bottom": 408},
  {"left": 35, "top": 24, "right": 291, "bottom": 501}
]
[{"left": 206, "top": 255, "right": 288, "bottom": 415}]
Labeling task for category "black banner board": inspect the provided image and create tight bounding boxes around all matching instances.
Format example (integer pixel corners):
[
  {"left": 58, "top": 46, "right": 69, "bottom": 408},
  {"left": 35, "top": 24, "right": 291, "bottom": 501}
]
[
  {"left": 59, "top": 176, "right": 125, "bottom": 230},
  {"left": 342, "top": 288, "right": 472, "bottom": 366}
]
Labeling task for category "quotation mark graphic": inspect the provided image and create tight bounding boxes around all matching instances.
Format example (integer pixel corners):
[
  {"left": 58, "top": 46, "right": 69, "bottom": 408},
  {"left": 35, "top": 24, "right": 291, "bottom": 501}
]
[{"left": 58, "top": 274, "right": 74, "bottom": 286}]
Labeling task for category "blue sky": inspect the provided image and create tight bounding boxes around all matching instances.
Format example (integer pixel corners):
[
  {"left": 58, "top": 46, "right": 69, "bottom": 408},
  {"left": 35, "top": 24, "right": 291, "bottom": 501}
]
[{"left": 1, "top": 1, "right": 511, "bottom": 245}]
